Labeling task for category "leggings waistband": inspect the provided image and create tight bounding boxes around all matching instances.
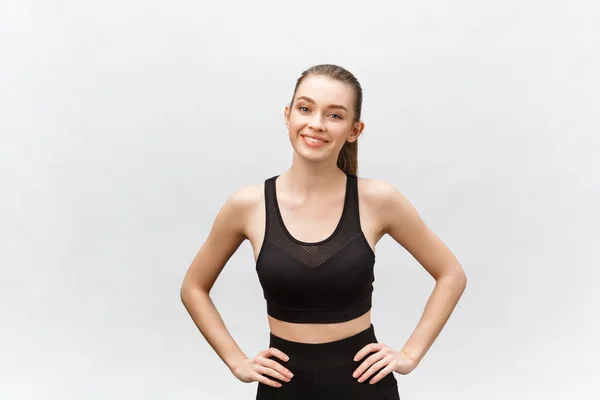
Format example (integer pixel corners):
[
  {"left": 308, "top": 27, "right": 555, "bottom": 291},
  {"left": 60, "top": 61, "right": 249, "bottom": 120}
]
[{"left": 268, "top": 324, "right": 378, "bottom": 370}]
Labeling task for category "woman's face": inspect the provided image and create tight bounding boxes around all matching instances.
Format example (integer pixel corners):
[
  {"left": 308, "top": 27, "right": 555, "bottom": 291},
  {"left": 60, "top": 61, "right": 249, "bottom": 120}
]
[{"left": 285, "top": 75, "right": 364, "bottom": 166}]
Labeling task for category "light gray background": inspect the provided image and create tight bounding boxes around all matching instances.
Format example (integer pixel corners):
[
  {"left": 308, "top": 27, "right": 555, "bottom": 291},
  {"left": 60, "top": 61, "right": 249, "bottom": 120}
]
[{"left": 1, "top": 0, "right": 598, "bottom": 399}]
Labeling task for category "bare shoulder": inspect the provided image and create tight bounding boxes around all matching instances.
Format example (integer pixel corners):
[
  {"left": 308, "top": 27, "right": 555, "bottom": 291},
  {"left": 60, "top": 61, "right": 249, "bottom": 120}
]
[
  {"left": 357, "top": 177, "right": 420, "bottom": 234},
  {"left": 220, "top": 182, "right": 264, "bottom": 236},
  {"left": 357, "top": 177, "right": 399, "bottom": 202},
  {"left": 357, "top": 177, "right": 411, "bottom": 209},
  {"left": 226, "top": 182, "right": 264, "bottom": 212}
]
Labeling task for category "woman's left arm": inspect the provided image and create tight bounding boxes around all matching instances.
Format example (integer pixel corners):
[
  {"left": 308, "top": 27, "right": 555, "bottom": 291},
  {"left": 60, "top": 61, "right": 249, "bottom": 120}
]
[
  {"left": 382, "top": 182, "right": 467, "bottom": 368},
  {"left": 353, "top": 180, "right": 467, "bottom": 383}
]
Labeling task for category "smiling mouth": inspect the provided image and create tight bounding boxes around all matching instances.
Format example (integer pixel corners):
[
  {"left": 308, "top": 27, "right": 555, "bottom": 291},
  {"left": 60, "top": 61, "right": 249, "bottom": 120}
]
[{"left": 301, "top": 134, "right": 328, "bottom": 143}]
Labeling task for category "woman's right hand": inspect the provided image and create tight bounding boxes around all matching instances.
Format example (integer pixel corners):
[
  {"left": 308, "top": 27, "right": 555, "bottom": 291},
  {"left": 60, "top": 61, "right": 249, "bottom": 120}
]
[{"left": 231, "top": 348, "right": 294, "bottom": 388}]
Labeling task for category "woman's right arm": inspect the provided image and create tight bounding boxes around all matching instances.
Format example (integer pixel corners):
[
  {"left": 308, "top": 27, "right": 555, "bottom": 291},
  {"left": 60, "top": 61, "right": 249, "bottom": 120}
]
[
  {"left": 180, "top": 187, "right": 293, "bottom": 387},
  {"left": 180, "top": 188, "right": 250, "bottom": 371}
]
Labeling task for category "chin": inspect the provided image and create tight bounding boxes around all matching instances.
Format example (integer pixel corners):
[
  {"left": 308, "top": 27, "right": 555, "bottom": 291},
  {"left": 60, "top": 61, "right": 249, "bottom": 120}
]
[
  {"left": 291, "top": 141, "right": 328, "bottom": 163},
  {"left": 297, "top": 150, "right": 327, "bottom": 163}
]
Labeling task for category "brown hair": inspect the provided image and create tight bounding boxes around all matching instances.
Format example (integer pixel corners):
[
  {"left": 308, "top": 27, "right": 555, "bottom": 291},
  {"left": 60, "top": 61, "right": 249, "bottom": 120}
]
[{"left": 290, "top": 64, "right": 363, "bottom": 176}]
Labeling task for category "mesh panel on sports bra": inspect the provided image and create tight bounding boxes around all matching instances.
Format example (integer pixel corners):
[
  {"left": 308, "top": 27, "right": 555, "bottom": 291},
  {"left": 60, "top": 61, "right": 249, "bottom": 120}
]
[{"left": 264, "top": 174, "right": 362, "bottom": 268}]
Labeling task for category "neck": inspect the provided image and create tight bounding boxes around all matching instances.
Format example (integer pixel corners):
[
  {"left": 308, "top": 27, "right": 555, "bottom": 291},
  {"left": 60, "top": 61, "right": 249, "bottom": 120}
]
[{"left": 280, "top": 153, "right": 346, "bottom": 196}]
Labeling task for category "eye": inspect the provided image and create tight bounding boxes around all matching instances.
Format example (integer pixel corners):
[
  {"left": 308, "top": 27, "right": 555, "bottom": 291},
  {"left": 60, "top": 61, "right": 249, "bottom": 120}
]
[
  {"left": 330, "top": 113, "right": 342, "bottom": 119},
  {"left": 299, "top": 106, "right": 310, "bottom": 113}
]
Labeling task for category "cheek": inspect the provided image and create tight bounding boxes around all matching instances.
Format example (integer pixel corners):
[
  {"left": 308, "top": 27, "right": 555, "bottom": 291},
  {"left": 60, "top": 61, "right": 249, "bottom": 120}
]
[
  {"left": 329, "top": 126, "right": 352, "bottom": 142},
  {"left": 287, "top": 122, "right": 300, "bottom": 145},
  {"left": 287, "top": 121, "right": 305, "bottom": 139},
  {"left": 287, "top": 115, "right": 303, "bottom": 129}
]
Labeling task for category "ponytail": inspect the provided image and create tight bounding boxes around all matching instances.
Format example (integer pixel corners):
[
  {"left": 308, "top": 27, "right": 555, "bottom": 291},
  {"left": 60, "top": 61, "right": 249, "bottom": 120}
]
[{"left": 337, "top": 141, "right": 358, "bottom": 176}]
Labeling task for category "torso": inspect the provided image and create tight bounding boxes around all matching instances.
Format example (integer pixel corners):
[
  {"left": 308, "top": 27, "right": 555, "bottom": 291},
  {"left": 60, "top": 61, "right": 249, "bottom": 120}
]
[{"left": 242, "top": 175, "right": 387, "bottom": 344}]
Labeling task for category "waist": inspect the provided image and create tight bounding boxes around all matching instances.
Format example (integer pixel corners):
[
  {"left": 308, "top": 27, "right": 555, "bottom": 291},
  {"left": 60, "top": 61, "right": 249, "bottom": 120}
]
[
  {"left": 268, "top": 323, "right": 379, "bottom": 370},
  {"left": 268, "top": 310, "right": 371, "bottom": 344}
]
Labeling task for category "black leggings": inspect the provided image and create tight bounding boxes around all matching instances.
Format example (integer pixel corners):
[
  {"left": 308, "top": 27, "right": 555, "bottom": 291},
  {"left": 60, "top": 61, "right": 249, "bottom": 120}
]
[{"left": 256, "top": 324, "right": 400, "bottom": 399}]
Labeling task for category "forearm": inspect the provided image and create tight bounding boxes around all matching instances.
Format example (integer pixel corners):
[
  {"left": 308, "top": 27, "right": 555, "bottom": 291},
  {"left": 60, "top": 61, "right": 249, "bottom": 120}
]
[
  {"left": 180, "top": 286, "right": 247, "bottom": 371},
  {"left": 400, "top": 271, "right": 467, "bottom": 364}
]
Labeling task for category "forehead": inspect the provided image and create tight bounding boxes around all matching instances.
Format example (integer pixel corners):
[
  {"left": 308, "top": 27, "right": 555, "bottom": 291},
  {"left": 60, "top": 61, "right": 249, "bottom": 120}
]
[{"left": 294, "top": 75, "right": 354, "bottom": 106}]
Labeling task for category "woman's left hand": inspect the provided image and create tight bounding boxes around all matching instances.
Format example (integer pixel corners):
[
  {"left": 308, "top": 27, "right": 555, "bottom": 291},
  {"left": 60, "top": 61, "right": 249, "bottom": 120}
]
[{"left": 352, "top": 343, "right": 419, "bottom": 384}]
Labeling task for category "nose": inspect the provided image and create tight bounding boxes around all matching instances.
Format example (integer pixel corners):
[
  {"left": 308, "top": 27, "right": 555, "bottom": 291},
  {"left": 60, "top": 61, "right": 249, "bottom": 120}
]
[{"left": 307, "top": 114, "right": 325, "bottom": 131}]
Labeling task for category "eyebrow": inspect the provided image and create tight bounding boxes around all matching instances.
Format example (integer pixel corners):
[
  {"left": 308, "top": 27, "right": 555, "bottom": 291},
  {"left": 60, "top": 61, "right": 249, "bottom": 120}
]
[{"left": 296, "top": 96, "right": 348, "bottom": 112}]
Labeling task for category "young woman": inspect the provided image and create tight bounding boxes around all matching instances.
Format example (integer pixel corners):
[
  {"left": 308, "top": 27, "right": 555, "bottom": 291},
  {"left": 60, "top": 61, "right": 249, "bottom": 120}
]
[{"left": 180, "top": 64, "right": 467, "bottom": 399}]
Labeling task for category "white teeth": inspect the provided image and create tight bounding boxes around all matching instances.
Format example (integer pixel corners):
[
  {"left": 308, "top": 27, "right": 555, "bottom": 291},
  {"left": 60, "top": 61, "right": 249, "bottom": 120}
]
[{"left": 304, "top": 136, "right": 324, "bottom": 143}]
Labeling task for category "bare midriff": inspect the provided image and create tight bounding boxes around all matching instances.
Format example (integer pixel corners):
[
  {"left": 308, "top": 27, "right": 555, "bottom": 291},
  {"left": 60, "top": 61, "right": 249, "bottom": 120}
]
[{"left": 267, "top": 310, "right": 372, "bottom": 344}]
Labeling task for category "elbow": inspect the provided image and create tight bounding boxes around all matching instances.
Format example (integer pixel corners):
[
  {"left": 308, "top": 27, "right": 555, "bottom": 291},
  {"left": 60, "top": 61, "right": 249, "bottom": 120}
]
[
  {"left": 451, "top": 265, "right": 467, "bottom": 286},
  {"left": 437, "top": 267, "right": 467, "bottom": 291},
  {"left": 180, "top": 283, "right": 190, "bottom": 306},
  {"left": 180, "top": 278, "right": 204, "bottom": 305},
  {"left": 180, "top": 284, "right": 189, "bottom": 304},
  {"left": 453, "top": 268, "right": 467, "bottom": 294},
  {"left": 457, "top": 270, "right": 467, "bottom": 291}
]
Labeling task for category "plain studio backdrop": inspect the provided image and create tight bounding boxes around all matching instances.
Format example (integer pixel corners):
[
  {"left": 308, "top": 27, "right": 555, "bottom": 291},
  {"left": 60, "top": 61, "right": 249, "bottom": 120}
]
[{"left": 1, "top": 0, "right": 598, "bottom": 399}]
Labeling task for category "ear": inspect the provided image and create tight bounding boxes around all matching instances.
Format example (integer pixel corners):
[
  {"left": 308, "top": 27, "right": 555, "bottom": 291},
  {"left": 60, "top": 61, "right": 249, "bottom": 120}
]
[
  {"left": 347, "top": 120, "right": 365, "bottom": 143},
  {"left": 284, "top": 104, "right": 291, "bottom": 129}
]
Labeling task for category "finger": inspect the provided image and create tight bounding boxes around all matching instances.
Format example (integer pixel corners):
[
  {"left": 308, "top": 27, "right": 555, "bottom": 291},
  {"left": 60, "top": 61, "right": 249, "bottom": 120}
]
[
  {"left": 252, "top": 372, "right": 282, "bottom": 388},
  {"left": 369, "top": 362, "right": 395, "bottom": 385},
  {"left": 353, "top": 343, "right": 384, "bottom": 361},
  {"left": 359, "top": 355, "right": 392, "bottom": 383},
  {"left": 259, "top": 357, "right": 294, "bottom": 379},
  {"left": 353, "top": 350, "right": 385, "bottom": 379},
  {"left": 255, "top": 365, "right": 291, "bottom": 383},
  {"left": 355, "top": 352, "right": 386, "bottom": 382},
  {"left": 266, "top": 347, "right": 290, "bottom": 362}
]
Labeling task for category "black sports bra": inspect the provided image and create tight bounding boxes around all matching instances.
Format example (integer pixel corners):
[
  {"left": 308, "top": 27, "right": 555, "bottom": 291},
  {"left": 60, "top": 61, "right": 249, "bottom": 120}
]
[{"left": 255, "top": 173, "right": 375, "bottom": 324}]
